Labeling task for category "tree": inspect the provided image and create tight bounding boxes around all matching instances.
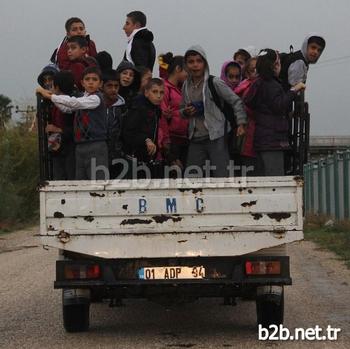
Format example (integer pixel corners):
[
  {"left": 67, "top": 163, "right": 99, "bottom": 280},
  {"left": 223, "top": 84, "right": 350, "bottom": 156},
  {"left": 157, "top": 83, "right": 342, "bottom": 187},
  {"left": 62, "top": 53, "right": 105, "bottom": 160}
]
[{"left": 0, "top": 94, "right": 12, "bottom": 128}]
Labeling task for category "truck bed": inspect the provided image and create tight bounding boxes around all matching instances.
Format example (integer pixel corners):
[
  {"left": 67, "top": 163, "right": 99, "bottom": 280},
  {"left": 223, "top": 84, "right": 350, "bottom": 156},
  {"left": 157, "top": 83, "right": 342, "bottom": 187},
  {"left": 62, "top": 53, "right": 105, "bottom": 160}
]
[{"left": 40, "top": 176, "right": 303, "bottom": 258}]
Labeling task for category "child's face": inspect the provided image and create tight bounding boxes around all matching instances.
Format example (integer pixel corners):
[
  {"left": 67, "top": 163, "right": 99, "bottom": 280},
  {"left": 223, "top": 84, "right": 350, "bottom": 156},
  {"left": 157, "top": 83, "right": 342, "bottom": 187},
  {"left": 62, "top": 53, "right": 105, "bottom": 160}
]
[
  {"left": 226, "top": 66, "right": 241, "bottom": 88},
  {"left": 67, "top": 42, "right": 87, "bottom": 61},
  {"left": 82, "top": 73, "right": 102, "bottom": 94},
  {"left": 42, "top": 74, "right": 54, "bottom": 90},
  {"left": 103, "top": 80, "right": 120, "bottom": 102},
  {"left": 273, "top": 58, "right": 282, "bottom": 77},
  {"left": 186, "top": 54, "right": 206, "bottom": 80},
  {"left": 120, "top": 69, "right": 135, "bottom": 87},
  {"left": 246, "top": 60, "right": 257, "bottom": 80},
  {"left": 140, "top": 70, "right": 152, "bottom": 90},
  {"left": 145, "top": 84, "right": 165, "bottom": 106},
  {"left": 123, "top": 17, "right": 139, "bottom": 37},
  {"left": 234, "top": 54, "right": 246, "bottom": 69},
  {"left": 176, "top": 67, "right": 188, "bottom": 83},
  {"left": 67, "top": 22, "right": 86, "bottom": 37},
  {"left": 306, "top": 43, "right": 323, "bottom": 63}
]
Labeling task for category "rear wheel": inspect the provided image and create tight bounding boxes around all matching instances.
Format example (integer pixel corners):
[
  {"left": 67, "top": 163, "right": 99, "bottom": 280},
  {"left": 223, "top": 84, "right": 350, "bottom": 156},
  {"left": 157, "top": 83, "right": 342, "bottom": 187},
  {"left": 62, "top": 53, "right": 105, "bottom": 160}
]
[
  {"left": 256, "top": 289, "right": 284, "bottom": 328},
  {"left": 63, "top": 303, "right": 90, "bottom": 332}
]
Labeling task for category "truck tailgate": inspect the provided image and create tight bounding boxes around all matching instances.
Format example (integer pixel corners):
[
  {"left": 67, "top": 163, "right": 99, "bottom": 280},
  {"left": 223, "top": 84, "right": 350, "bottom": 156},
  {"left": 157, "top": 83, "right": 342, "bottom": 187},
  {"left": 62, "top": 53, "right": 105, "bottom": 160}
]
[{"left": 40, "top": 176, "right": 303, "bottom": 258}]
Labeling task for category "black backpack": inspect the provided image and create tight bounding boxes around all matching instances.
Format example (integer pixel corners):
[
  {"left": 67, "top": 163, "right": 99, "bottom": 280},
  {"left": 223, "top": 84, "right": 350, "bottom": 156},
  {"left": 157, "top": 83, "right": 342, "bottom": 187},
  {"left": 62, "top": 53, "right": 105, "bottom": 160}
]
[
  {"left": 279, "top": 45, "right": 308, "bottom": 91},
  {"left": 207, "top": 75, "right": 237, "bottom": 129},
  {"left": 207, "top": 75, "right": 245, "bottom": 155}
]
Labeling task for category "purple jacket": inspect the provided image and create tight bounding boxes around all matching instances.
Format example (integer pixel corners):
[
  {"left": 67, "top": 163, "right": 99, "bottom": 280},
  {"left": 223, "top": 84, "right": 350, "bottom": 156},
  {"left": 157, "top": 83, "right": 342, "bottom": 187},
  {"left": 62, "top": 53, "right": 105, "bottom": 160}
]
[{"left": 244, "top": 77, "right": 297, "bottom": 151}]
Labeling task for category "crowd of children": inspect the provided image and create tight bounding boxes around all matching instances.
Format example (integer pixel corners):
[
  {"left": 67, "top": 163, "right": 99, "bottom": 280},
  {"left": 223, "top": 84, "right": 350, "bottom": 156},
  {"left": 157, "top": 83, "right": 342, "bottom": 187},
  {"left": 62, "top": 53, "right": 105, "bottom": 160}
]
[{"left": 36, "top": 11, "right": 326, "bottom": 180}]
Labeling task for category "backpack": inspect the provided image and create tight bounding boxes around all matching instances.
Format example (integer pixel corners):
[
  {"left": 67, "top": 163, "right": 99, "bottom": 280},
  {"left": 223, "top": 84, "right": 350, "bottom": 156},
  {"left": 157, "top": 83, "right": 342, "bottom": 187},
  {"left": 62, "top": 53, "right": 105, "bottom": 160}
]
[
  {"left": 207, "top": 75, "right": 237, "bottom": 129},
  {"left": 208, "top": 75, "right": 245, "bottom": 155},
  {"left": 279, "top": 45, "right": 308, "bottom": 91}
]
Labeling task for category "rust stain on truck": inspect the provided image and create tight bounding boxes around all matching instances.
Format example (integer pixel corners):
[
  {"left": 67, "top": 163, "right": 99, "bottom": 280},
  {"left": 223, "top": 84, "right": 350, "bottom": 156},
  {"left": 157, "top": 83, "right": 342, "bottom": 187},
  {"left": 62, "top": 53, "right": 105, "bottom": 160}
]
[
  {"left": 90, "top": 192, "right": 105, "bottom": 198},
  {"left": 57, "top": 230, "right": 71, "bottom": 243},
  {"left": 267, "top": 213, "right": 291, "bottom": 222},
  {"left": 241, "top": 200, "right": 257, "bottom": 208},
  {"left": 251, "top": 213, "right": 263, "bottom": 220},
  {"left": 120, "top": 218, "right": 153, "bottom": 225},
  {"left": 152, "top": 215, "right": 183, "bottom": 224},
  {"left": 84, "top": 216, "right": 94, "bottom": 222}
]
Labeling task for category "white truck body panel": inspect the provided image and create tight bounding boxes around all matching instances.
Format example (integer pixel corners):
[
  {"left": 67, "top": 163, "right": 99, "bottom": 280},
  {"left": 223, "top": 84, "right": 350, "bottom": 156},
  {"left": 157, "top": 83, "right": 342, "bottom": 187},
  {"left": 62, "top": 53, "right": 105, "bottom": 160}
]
[{"left": 40, "top": 176, "right": 303, "bottom": 258}]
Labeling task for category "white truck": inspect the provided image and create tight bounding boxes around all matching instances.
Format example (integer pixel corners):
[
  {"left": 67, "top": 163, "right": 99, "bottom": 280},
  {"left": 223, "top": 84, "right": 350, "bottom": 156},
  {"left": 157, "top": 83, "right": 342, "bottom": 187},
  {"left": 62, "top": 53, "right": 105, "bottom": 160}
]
[{"left": 39, "top": 175, "right": 304, "bottom": 332}]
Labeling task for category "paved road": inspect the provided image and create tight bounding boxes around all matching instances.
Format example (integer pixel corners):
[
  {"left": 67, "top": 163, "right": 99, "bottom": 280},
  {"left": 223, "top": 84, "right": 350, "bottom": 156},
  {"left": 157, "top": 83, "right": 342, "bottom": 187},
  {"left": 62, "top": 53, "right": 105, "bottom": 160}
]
[{"left": 0, "top": 228, "right": 349, "bottom": 348}]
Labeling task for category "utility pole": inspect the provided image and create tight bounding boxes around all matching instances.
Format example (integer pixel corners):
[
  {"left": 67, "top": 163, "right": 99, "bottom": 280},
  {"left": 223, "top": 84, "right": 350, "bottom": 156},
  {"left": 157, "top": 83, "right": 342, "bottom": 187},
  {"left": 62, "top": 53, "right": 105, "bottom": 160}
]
[{"left": 15, "top": 105, "right": 36, "bottom": 131}]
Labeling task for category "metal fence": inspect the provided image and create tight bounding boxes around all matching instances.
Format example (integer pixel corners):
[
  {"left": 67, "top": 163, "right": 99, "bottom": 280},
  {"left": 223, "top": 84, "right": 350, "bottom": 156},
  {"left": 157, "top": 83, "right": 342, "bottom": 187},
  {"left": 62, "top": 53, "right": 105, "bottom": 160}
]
[{"left": 304, "top": 150, "right": 350, "bottom": 220}]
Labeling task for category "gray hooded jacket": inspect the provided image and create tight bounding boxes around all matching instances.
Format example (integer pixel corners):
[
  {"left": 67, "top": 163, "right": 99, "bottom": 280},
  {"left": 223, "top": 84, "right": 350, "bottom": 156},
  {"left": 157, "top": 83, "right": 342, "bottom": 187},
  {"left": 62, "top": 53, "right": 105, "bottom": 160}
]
[
  {"left": 181, "top": 45, "right": 247, "bottom": 140},
  {"left": 288, "top": 33, "right": 326, "bottom": 86}
]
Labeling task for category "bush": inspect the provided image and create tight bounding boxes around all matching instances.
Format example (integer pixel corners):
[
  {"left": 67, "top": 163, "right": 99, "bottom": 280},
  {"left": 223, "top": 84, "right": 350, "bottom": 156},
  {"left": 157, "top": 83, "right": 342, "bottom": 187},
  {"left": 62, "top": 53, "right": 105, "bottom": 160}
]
[{"left": 0, "top": 126, "right": 39, "bottom": 227}]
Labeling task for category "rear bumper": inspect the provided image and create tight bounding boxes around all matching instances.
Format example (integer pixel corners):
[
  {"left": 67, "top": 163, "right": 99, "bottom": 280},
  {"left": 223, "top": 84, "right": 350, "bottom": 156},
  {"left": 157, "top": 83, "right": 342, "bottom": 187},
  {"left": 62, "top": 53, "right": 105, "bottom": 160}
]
[{"left": 54, "top": 256, "right": 291, "bottom": 291}]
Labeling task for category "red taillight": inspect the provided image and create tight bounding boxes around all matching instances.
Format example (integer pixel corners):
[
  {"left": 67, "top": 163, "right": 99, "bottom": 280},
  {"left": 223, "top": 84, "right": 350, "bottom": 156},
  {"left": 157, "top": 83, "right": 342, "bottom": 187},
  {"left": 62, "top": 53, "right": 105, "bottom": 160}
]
[
  {"left": 245, "top": 261, "right": 281, "bottom": 275},
  {"left": 87, "top": 265, "right": 101, "bottom": 279},
  {"left": 64, "top": 264, "right": 101, "bottom": 279}
]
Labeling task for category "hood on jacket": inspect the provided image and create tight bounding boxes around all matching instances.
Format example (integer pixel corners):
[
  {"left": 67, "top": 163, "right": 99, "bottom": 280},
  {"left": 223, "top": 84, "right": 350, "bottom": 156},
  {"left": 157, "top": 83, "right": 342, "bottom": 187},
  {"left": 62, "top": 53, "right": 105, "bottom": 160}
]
[
  {"left": 116, "top": 60, "right": 139, "bottom": 74},
  {"left": 134, "top": 28, "right": 154, "bottom": 42},
  {"left": 37, "top": 64, "right": 59, "bottom": 86},
  {"left": 220, "top": 61, "right": 242, "bottom": 90},
  {"left": 184, "top": 45, "right": 210, "bottom": 79},
  {"left": 301, "top": 33, "right": 326, "bottom": 63},
  {"left": 116, "top": 60, "right": 141, "bottom": 92},
  {"left": 112, "top": 95, "right": 125, "bottom": 107}
]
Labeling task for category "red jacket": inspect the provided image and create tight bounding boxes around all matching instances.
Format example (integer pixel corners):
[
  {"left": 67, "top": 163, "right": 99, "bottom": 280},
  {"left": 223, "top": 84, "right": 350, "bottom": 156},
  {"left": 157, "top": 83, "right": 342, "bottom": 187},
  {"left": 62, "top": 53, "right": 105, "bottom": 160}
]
[
  {"left": 234, "top": 79, "right": 256, "bottom": 158},
  {"left": 66, "top": 58, "right": 96, "bottom": 91},
  {"left": 56, "top": 37, "right": 97, "bottom": 70},
  {"left": 159, "top": 79, "right": 189, "bottom": 146}
]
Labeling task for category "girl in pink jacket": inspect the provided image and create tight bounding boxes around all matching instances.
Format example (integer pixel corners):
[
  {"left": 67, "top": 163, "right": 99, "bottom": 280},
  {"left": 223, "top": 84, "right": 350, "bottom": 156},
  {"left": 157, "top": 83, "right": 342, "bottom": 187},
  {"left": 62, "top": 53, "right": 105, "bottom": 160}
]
[{"left": 158, "top": 53, "right": 189, "bottom": 171}]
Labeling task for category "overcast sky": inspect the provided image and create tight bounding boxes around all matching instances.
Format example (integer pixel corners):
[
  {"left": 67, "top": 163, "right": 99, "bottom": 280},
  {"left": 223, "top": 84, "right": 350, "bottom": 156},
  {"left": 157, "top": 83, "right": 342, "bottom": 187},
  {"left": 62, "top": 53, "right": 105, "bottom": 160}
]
[{"left": 1, "top": 0, "right": 349, "bottom": 135}]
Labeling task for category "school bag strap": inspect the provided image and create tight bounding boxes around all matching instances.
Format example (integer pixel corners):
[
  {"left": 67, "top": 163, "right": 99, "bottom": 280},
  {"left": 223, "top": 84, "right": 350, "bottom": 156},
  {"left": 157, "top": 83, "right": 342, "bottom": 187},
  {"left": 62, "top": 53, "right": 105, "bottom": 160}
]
[
  {"left": 208, "top": 75, "right": 224, "bottom": 114},
  {"left": 207, "top": 75, "right": 237, "bottom": 128}
]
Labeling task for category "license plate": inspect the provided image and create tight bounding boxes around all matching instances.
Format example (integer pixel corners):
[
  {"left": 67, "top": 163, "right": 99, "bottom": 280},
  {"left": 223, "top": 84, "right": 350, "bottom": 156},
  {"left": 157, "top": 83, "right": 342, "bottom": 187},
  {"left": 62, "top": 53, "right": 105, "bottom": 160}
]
[{"left": 138, "top": 266, "right": 205, "bottom": 280}]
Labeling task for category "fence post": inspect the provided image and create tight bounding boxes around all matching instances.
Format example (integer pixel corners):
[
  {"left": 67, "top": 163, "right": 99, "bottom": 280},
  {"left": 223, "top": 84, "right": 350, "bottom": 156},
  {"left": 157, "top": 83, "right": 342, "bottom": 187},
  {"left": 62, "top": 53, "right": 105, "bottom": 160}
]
[
  {"left": 310, "top": 161, "right": 315, "bottom": 213},
  {"left": 333, "top": 152, "right": 340, "bottom": 220},
  {"left": 344, "top": 150, "right": 350, "bottom": 219},
  {"left": 325, "top": 155, "right": 331, "bottom": 216},
  {"left": 304, "top": 163, "right": 311, "bottom": 214},
  {"left": 318, "top": 159, "right": 324, "bottom": 214}
]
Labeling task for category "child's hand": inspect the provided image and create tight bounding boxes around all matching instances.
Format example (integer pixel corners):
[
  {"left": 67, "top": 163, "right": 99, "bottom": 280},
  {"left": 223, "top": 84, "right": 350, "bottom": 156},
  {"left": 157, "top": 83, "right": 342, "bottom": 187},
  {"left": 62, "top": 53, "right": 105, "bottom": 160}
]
[
  {"left": 163, "top": 106, "right": 173, "bottom": 120},
  {"left": 46, "top": 124, "right": 62, "bottom": 133},
  {"left": 36, "top": 87, "right": 52, "bottom": 99},
  {"left": 171, "top": 159, "right": 184, "bottom": 170},
  {"left": 183, "top": 104, "right": 196, "bottom": 117},
  {"left": 145, "top": 138, "right": 157, "bottom": 156},
  {"left": 291, "top": 82, "right": 306, "bottom": 92},
  {"left": 236, "top": 124, "right": 246, "bottom": 137}
]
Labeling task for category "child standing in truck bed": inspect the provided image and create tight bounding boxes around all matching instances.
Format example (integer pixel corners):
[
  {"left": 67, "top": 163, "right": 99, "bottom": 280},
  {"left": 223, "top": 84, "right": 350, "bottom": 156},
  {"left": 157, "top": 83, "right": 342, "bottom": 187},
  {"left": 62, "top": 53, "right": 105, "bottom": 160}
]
[
  {"left": 37, "top": 67, "right": 108, "bottom": 180},
  {"left": 122, "top": 78, "right": 164, "bottom": 179}
]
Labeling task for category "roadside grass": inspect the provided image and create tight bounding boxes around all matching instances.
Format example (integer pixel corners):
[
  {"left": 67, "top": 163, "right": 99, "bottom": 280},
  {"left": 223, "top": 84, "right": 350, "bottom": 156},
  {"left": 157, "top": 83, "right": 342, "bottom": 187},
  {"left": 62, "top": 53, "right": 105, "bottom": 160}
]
[
  {"left": 304, "top": 215, "right": 350, "bottom": 268},
  {"left": 0, "top": 126, "right": 39, "bottom": 231},
  {"left": 0, "top": 219, "right": 38, "bottom": 235}
]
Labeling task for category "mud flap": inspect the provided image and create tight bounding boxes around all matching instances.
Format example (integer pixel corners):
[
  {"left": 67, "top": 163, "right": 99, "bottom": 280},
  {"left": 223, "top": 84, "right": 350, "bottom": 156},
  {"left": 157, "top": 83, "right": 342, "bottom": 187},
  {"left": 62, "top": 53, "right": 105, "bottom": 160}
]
[
  {"left": 257, "top": 285, "right": 283, "bottom": 305},
  {"left": 63, "top": 289, "right": 91, "bottom": 306}
]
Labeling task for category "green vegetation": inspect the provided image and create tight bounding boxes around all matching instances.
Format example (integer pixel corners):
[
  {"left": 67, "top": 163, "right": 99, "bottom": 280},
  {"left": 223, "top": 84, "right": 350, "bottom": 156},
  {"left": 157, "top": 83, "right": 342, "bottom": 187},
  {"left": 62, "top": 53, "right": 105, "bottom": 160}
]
[
  {"left": 305, "top": 216, "right": 350, "bottom": 268},
  {"left": 0, "top": 123, "right": 39, "bottom": 230},
  {"left": 0, "top": 94, "right": 12, "bottom": 128}
]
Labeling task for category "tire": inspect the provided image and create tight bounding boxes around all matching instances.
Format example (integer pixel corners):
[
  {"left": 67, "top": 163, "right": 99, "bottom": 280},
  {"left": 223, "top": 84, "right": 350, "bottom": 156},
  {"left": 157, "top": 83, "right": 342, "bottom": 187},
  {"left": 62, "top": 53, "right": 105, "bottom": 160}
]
[
  {"left": 63, "top": 303, "right": 90, "bottom": 332},
  {"left": 256, "top": 290, "right": 284, "bottom": 328}
]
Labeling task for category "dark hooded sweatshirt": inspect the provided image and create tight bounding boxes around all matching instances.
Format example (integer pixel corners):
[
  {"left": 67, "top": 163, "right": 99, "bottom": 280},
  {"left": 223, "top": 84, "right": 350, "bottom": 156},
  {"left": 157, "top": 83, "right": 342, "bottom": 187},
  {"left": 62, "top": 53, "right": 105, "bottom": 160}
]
[
  {"left": 244, "top": 77, "right": 298, "bottom": 151},
  {"left": 124, "top": 28, "right": 156, "bottom": 71},
  {"left": 116, "top": 61, "right": 141, "bottom": 107},
  {"left": 122, "top": 95, "right": 160, "bottom": 163}
]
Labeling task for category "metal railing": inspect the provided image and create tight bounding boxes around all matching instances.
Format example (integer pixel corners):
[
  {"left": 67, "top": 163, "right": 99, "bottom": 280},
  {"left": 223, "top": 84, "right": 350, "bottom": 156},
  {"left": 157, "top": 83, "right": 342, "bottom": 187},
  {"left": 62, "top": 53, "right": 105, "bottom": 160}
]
[{"left": 304, "top": 150, "right": 350, "bottom": 220}]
